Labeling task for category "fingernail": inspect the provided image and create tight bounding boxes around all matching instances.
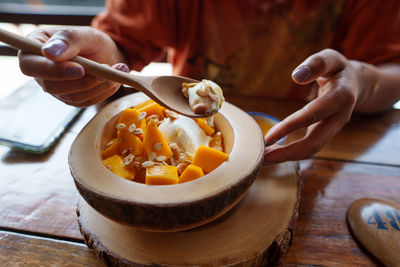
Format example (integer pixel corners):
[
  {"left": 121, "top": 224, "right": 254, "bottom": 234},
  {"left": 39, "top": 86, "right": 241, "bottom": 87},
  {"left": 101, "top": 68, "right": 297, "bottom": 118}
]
[
  {"left": 42, "top": 39, "right": 68, "bottom": 57},
  {"left": 65, "top": 65, "right": 84, "bottom": 78},
  {"left": 292, "top": 65, "right": 311, "bottom": 82},
  {"left": 116, "top": 63, "right": 129, "bottom": 73}
]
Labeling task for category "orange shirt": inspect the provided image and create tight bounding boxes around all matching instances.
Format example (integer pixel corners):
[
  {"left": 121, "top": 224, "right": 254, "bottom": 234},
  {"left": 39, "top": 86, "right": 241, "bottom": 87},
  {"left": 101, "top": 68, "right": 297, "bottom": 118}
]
[{"left": 92, "top": 0, "right": 400, "bottom": 100}]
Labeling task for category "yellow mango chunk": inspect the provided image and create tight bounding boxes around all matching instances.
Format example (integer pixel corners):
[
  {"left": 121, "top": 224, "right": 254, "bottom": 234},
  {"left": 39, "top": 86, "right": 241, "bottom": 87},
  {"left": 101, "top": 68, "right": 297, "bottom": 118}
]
[
  {"left": 136, "top": 101, "right": 165, "bottom": 119},
  {"left": 117, "top": 130, "right": 144, "bottom": 156},
  {"left": 143, "top": 120, "right": 172, "bottom": 159},
  {"left": 192, "top": 145, "right": 229, "bottom": 173},
  {"left": 134, "top": 99, "right": 154, "bottom": 110},
  {"left": 102, "top": 155, "right": 135, "bottom": 180},
  {"left": 117, "top": 108, "right": 146, "bottom": 138},
  {"left": 102, "top": 138, "right": 120, "bottom": 159},
  {"left": 195, "top": 118, "right": 215, "bottom": 136},
  {"left": 179, "top": 164, "right": 204, "bottom": 183},
  {"left": 146, "top": 165, "right": 179, "bottom": 185}
]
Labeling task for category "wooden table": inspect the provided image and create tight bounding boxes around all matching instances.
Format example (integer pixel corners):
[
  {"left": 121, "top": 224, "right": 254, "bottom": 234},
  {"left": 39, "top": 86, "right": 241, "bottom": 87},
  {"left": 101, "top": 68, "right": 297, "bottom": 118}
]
[{"left": 1, "top": 82, "right": 399, "bottom": 266}]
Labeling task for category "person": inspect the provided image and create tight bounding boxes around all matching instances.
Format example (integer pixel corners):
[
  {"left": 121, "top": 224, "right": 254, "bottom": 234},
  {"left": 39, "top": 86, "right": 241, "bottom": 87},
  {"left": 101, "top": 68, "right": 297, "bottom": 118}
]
[{"left": 18, "top": 0, "right": 400, "bottom": 163}]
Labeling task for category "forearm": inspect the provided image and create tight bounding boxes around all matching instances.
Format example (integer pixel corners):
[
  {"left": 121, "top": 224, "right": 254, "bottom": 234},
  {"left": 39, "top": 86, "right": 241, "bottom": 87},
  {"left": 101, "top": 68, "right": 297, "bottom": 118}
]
[{"left": 353, "top": 61, "right": 400, "bottom": 114}]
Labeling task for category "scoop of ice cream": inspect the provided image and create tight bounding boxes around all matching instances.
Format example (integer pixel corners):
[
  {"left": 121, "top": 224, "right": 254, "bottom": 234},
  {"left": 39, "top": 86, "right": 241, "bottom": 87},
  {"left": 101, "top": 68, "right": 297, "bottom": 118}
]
[
  {"left": 158, "top": 115, "right": 210, "bottom": 160},
  {"left": 182, "top": 80, "right": 224, "bottom": 114}
]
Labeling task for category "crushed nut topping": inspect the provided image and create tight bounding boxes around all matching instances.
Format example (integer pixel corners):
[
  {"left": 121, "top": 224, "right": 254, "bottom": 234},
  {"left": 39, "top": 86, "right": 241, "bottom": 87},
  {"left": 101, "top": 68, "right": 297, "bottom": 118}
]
[
  {"left": 148, "top": 152, "right": 156, "bottom": 161},
  {"left": 106, "top": 140, "right": 115, "bottom": 147},
  {"left": 165, "top": 109, "right": 179, "bottom": 120},
  {"left": 116, "top": 123, "right": 126, "bottom": 130},
  {"left": 181, "top": 79, "right": 224, "bottom": 115},
  {"left": 146, "top": 114, "right": 160, "bottom": 123},
  {"left": 156, "top": 155, "right": 167, "bottom": 162},
  {"left": 130, "top": 161, "right": 143, "bottom": 170},
  {"left": 181, "top": 87, "right": 189, "bottom": 98},
  {"left": 138, "top": 112, "right": 147, "bottom": 120},
  {"left": 168, "top": 143, "right": 180, "bottom": 160},
  {"left": 123, "top": 154, "right": 135, "bottom": 166},
  {"left": 142, "top": 161, "right": 155, "bottom": 168},
  {"left": 169, "top": 157, "right": 178, "bottom": 166},
  {"left": 195, "top": 88, "right": 208, "bottom": 97},
  {"left": 128, "top": 123, "right": 136, "bottom": 133},
  {"left": 177, "top": 162, "right": 189, "bottom": 175},
  {"left": 121, "top": 148, "right": 129, "bottom": 157},
  {"left": 133, "top": 128, "right": 143, "bottom": 135},
  {"left": 193, "top": 103, "right": 211, "bottom": 114},
  {"left": 153, "top": 142, "right": 163, "bottom": 151}
]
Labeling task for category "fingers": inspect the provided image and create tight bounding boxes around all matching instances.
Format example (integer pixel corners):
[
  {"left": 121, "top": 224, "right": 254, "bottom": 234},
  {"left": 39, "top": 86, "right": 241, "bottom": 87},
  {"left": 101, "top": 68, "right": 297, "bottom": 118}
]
[
  {"left": 19, "top": 52, "right": 84, "bottom": 80},
  {"left": 61, "top": 82, "right": 121, "bottom": 107},
  {"left": 266, "top": 49, "right": 356, "bottom": 148},
  {"left": 292, "top": 49, "right": 347, "bottom": 84},
  {"left": 264, "top": 81, "right": 355, "bottom": 147},
  {"left": 37, "top": 75, "right": 105, "bottom": 95},
  {"left": 264, "top": 112, "right": 348, "bottom": 163},
  {"left": 263, "top": 49, "right": 357, "bottom": 163},
  {"left": 41, "top": 63, "right": 129, "bottom": 107}
]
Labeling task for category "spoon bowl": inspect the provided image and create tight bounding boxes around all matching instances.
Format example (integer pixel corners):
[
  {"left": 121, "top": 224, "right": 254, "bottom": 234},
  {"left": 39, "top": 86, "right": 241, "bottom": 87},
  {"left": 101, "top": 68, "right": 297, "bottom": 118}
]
[
  {"left": 150, "top": 75, "right": 200, "bottom": 116},
  {"left": 0, "top": 28, "right": 209, "bottom": 118}
]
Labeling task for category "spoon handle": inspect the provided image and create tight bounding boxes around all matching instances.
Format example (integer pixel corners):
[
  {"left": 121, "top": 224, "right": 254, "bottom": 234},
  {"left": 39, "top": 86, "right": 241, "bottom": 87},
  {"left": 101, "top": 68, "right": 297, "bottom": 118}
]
[{"left": 0, "top": 28, "right": 149, "bottom": 92}]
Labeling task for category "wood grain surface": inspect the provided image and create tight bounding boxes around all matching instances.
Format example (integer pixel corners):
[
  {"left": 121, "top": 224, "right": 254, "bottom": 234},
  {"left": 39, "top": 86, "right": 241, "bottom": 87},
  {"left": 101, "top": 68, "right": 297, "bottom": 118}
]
[
  {"left": 1, "top": 92, "right": 400, "bottom": 266},
  {"left": 0, "top": 107, "right": 97, "bottom": 240},
  {"left": 283, "top": 159, "right": 400, "bottom": 266},
  {"left": 0, "top": 230, "right": 99, "bottom": 266}
]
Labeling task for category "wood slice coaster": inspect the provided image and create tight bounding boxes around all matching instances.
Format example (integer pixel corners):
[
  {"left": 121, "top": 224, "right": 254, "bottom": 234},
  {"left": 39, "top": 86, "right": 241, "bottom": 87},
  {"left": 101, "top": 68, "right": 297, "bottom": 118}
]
[{"left": 77, "top": 161, "right": 302, "bottom": 266}]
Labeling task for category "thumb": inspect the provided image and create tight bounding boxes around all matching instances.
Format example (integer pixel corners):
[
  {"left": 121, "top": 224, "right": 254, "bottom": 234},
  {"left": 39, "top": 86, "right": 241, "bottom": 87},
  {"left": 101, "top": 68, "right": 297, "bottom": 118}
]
[
  {"left": 41, "top": 27, "right": 99, "bottom": 62},
  {"left": 291, "top": 48, "right": 347, "bottom": 85}
]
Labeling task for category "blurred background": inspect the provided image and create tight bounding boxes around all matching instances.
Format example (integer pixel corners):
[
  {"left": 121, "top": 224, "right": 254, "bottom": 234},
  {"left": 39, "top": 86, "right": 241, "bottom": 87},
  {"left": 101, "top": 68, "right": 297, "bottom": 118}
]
[
  {"left": 0, "top": 0, "right": 398, "bottom": 108},
  {"left": 0, "top": 0, "right": 172, "bottom": 99}
]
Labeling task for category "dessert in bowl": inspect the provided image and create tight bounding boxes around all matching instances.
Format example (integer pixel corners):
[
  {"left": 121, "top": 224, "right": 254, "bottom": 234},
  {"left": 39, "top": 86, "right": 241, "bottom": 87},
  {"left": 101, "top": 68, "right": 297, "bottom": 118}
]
[{"left": 69, "top": 92, "right": 264, "bottom": 232}]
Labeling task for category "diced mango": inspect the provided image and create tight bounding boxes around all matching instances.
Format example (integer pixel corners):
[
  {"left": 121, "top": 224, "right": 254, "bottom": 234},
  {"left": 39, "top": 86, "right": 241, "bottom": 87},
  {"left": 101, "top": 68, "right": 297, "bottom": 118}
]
[
  {"left": 102, "top": 138, "right": 120, "bottom": 159},
  {"left": 117, "top": 108, "right": 146, "bottom": 139},
  {"left": 143, "top": 120, "right": 173, "bottom": 159},
  {"left": 195, "top": 118, "right": 215, "bottom": 136},
  {"left": 102, "top": 155, "right": 135, "bottom": 180},
  {"left": 117, "top": 130, "right": 144, "bottom": 156},
  {"left": 134, "top": 99, "right": 154, "bottom": 110},
  {"left": 146, "top": 165, "right": 179, "bottom": 185},
  {"left": 179, "top": 164, "right": 204, "bottom": 183},
  {"left": 137, "top": 102, "right": 165, "bottom": 119},
  {"left": 192, "top": 145, "right": 229, "bottom": 173}
]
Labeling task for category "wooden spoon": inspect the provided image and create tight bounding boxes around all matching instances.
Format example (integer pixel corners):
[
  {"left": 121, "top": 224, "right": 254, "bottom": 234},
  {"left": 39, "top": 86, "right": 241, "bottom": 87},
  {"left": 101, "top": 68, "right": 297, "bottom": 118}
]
[{"left": 0, "top": 27, "right": 209, "bottom": 118}]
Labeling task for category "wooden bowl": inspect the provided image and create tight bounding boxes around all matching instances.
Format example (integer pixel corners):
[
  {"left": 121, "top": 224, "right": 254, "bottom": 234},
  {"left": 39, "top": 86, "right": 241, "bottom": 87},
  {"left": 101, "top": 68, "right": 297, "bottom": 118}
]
[{"left": 69, "top": 93, "right": 264, "bottom": 232}]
